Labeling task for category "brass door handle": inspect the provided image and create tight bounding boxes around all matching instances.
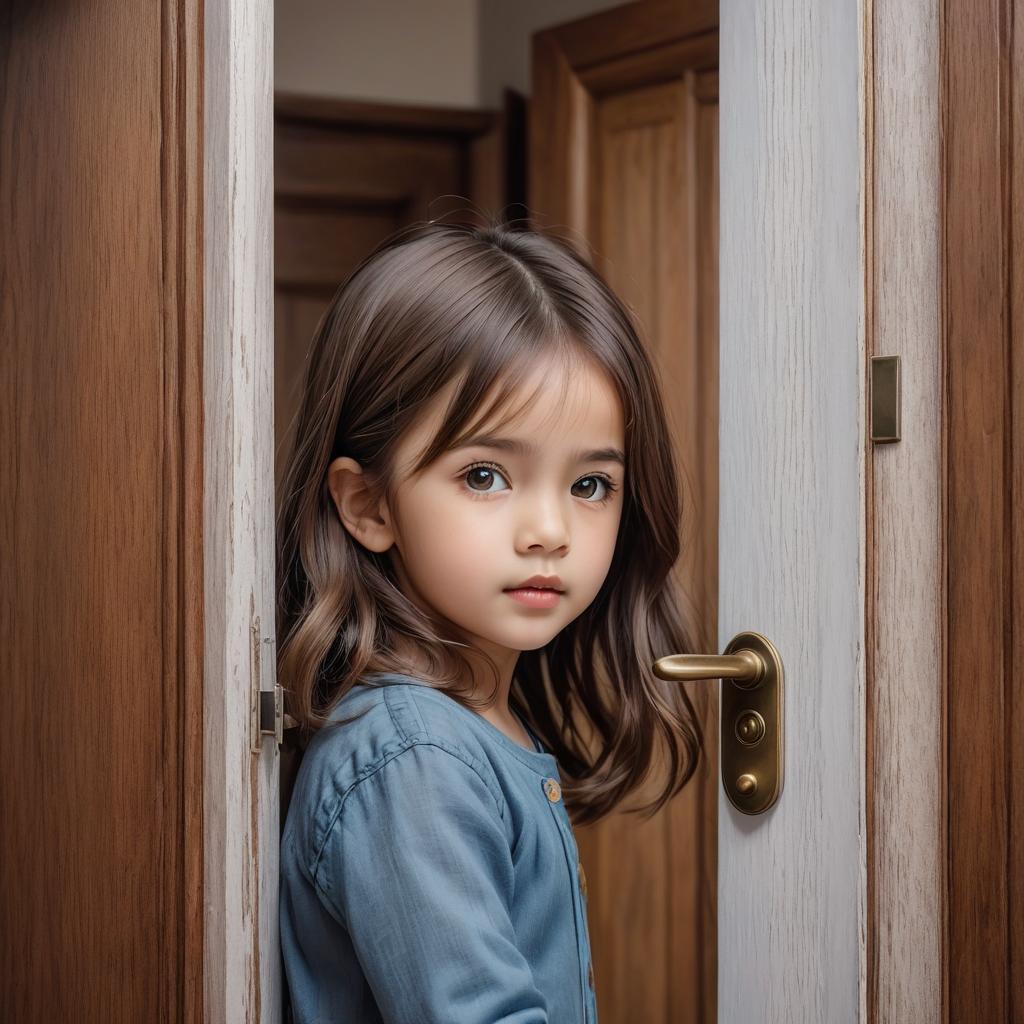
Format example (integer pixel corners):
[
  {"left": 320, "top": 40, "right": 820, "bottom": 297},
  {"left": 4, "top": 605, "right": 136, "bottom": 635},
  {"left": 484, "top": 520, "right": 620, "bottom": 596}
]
[
  {"left": 652, "top": 649, "right": 767, "bottom": 686},
  {"left": 653, "top": 630, "right": 784, "bottom": 815}
]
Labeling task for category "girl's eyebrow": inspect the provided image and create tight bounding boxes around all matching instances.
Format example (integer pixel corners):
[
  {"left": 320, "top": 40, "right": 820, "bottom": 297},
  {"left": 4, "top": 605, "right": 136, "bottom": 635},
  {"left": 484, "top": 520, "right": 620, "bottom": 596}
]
[{"left": 451, "top": 433, "right": 625, "bottom": 466}]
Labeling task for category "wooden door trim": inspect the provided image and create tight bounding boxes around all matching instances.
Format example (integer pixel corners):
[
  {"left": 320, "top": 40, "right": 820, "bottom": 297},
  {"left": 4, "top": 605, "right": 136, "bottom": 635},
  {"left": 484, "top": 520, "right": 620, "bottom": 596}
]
[
  {"left": 868, "top": 0, "right": 1024, "bottom": 1019},
  {"left": 865, "top": 1, "right": 945, "bottom": 1022},
  {"left": 204, "top": 0, "right": 279, "bottom": 1019},
  {"left": 941, "top": 0, "right": 1022, "bottom": 1019},
  {"left": 274, "top": 92, "right": 497, "bottom": 136},
  {"left": 545, "top": 0, "right": 716, "bottom": 67},
  {"left": 171, "top": 3, "right": 206, "bottom": 1018},
  {"left": 576, "top": 32, "right": 717, "bottom": 97}
]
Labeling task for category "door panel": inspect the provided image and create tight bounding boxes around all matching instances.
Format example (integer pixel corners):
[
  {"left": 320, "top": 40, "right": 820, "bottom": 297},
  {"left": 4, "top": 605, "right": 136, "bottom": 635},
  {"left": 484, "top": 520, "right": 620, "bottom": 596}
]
[
  {"left": 718, "top": 2, "right": 864, "bottom": 1020},
  {"left": 0, "top": 1, "right": 204, "bottom": 1020},
  {"left": 531, "top": 8, "right": 718, "bottom": 1023}
]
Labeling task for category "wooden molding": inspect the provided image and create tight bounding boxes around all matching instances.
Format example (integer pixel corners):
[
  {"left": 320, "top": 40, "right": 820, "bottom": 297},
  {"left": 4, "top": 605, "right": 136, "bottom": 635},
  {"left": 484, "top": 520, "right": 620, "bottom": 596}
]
[
  {"left": 274, "top": 91, "right": 497, "bottom": 137},
  {"left": 204, "top": 0, "right": 279, "bottom": 1019},
  {"left": 866, "top": 1, "right": 944, "bottom": 1022},
  {"left": 942, "top": 0, "right": 1023, "bottom": 1018}
]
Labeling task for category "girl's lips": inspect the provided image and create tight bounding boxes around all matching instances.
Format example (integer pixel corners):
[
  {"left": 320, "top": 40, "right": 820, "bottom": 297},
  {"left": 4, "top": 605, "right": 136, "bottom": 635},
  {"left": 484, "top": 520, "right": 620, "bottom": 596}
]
[{"left": 504, "top": 587, "right": 562, "bottom": 608}]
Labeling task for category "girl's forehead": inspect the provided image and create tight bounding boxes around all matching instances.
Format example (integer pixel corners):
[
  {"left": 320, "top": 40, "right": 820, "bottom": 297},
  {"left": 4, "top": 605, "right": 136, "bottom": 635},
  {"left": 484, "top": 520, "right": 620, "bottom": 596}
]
[
  {"left": 471, "top": 357, "right": 624, "bottom": 440},
  {"left": 395, "top": 356, "right": 625, "bottom": 475}
]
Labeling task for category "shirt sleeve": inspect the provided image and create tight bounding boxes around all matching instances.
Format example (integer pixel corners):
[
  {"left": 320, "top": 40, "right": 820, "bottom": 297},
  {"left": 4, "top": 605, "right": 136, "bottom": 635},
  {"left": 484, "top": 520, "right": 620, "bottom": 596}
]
[{"left": 313, "top": 741, "right": 549, "bottom": 1024}]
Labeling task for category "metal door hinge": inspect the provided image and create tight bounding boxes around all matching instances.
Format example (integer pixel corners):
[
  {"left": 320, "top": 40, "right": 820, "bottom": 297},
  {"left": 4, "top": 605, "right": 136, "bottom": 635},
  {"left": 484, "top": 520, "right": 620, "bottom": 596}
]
[{"left": 250, "top": 614, "right": 282, "bottom": 752}]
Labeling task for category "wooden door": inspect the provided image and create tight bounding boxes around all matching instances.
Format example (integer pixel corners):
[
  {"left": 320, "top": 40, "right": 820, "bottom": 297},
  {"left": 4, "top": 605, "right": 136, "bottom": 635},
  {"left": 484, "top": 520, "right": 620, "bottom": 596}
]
[
  {"left": 717, "top": 2, "right": 865, "bottom": 1019},
  {"left": 2, "top": 0, "right": 278, "bottom": 1020},
  {"left": 530, "top": 4, "right": 719, "bottom": 1022},
  {"left": 0, "top": 1, "right": 204, "bottom": 1020}
]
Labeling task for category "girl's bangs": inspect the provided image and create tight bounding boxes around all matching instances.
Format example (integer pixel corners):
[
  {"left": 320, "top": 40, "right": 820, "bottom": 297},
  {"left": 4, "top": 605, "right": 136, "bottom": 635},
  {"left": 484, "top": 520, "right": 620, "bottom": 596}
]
[{"left": 411, "top": 313, "right": 579, "bottom": 473}]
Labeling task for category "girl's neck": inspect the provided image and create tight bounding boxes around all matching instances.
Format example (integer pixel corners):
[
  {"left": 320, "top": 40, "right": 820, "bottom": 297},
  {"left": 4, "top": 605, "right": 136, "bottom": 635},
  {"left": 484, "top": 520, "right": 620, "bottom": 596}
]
[{"left": 391, "top": 640, "right": 519, "bottom": 719}]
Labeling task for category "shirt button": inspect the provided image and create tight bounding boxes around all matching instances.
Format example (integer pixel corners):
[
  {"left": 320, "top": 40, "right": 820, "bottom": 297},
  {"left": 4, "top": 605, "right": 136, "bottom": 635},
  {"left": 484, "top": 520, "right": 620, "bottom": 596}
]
[
  {"left": 578, "top": 860, "right": 587, "bottom": 898},
  {"left": 588, "top": 961, "right": 595, "bottom": 989},
  {"left": 543, "top": 777, "right": 561, "bottom": 802}
]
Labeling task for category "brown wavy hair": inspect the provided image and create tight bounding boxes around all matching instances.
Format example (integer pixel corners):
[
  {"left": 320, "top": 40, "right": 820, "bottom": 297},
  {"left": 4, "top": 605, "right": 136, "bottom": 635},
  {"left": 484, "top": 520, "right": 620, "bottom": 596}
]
[{"left": 275, "top": 216, "right": 703, "bottom": 825}]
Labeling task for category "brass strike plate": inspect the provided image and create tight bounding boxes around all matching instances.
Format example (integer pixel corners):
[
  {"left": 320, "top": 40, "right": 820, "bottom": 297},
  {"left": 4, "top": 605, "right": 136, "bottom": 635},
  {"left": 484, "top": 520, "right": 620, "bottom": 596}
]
[
  {"left": 720, "top": 631, "right": 784, "bottom": 814},
  {"left": 870, "top": 354, "right": 901, "bottom": 443}
]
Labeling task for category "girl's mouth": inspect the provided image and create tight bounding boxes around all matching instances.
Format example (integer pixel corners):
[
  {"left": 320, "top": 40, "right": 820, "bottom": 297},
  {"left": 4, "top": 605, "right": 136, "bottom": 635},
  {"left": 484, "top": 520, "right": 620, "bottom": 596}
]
[{"left": 503, "top": 587, "right": 562, "bottom": 609}]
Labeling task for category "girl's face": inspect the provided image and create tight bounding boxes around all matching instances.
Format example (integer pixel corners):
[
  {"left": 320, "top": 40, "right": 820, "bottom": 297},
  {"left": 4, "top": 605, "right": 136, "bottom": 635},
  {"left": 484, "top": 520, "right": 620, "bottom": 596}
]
[{"left": 332, "top": 353, "right": 626, "bottom": 678}]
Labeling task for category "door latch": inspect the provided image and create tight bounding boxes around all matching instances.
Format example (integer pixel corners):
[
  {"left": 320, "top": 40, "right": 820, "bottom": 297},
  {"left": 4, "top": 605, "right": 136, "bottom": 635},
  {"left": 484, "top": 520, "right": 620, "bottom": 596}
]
[
  {"left": 250, "top": 614, "right": 282, "bottom": 752},
  {"left": 653, "top": 630, "right": 784, "bottom": 814}
]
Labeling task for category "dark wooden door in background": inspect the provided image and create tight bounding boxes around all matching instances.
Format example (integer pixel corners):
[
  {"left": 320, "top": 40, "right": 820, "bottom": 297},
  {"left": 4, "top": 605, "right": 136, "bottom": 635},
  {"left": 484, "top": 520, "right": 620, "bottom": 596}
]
[
  {"left": 0, "top": 2, "right": 204, "bottom": 1020},
  {"left": 529, "top": 3, "right": 719, "bottom": 1022}
]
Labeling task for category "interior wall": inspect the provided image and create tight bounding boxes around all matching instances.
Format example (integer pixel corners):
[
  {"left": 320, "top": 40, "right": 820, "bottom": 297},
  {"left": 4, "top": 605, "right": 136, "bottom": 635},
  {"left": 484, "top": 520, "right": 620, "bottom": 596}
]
[
  {"left": 274, "top": 0, "right": 479, "bottom": 105},
  {"left": 274, "top": 0, "right": 625, "bottom": 107}
]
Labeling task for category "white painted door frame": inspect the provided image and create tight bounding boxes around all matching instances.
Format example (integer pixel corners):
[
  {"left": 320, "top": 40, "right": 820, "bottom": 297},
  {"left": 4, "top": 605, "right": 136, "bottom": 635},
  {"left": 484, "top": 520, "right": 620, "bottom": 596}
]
[{"left": 203, "top": 0, "right": 279, "bottom": 1021}]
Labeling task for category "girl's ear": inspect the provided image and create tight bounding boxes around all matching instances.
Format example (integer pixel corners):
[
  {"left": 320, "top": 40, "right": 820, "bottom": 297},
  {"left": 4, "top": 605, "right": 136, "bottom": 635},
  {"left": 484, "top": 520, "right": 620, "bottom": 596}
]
[{"left": 326, "top": 457, "right": 395, "bottom": 553}]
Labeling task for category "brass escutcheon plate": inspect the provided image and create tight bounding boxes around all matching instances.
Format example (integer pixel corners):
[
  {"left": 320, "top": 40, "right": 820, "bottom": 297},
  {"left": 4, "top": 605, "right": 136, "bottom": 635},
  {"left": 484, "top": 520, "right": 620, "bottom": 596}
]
[{"left": 721, "top": 631, "right": 784, "bottom": 814}]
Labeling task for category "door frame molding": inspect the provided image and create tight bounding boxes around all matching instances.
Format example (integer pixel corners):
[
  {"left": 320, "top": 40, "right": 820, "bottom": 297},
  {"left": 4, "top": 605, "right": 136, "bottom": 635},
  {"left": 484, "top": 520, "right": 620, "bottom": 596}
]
[
  {"left": 939, "top": 0, "right": 1023, "bottom": 1018},
  {"left": 865, "top": 1, "right": 945, "bottom": 1021},
  {"left": 203, "top": 0, "right": 279, "bottom": 1020}
]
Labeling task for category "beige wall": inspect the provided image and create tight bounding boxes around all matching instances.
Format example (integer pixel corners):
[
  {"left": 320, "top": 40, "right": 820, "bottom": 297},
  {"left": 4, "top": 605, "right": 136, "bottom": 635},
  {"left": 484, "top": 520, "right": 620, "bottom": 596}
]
[
  {"left": 275, "top": 0, "right": 624, "bottom": 108},
  {"left": 274, "top": 0, "right": 479, "bottom": 107}
]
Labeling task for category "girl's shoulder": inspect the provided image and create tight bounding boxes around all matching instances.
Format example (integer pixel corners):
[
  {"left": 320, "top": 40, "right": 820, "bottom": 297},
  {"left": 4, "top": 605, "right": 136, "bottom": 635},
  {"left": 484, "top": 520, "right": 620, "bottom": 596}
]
[
  {"left": 303, "top": 675, "right": 497, "bottom": 783},
  {"left": 284, "top": 678, "right": 500, "bottom": 851}
]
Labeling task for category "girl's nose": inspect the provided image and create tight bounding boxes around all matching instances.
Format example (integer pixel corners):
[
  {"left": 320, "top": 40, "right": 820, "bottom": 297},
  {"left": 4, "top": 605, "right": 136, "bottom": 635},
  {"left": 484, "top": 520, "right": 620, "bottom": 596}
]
[{"left": 517, "top": 500, "right": 570, "bottom": 553}]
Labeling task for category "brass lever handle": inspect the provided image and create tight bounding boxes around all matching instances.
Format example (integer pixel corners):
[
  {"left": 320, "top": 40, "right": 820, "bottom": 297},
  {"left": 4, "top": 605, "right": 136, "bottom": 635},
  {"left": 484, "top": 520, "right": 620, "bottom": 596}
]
[
  {"left": 651, "top": 631, "right": 784, "bottom": 815},
  {"left": 652, "top": 649, "right": 767, "bottom": 687}
]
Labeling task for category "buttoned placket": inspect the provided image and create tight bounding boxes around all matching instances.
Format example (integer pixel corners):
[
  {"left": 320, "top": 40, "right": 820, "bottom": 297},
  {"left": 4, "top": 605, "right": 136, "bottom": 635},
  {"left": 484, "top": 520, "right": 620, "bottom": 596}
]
[{"left": 541, "top": 776, "right": 594, "bottom": 1024}]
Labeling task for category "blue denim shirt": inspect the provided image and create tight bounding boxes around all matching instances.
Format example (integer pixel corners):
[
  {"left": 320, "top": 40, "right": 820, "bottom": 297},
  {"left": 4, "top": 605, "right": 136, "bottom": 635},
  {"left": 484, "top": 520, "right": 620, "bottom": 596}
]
[{"left": 279, "top": 674, "right": 599, "bottom": 1024}]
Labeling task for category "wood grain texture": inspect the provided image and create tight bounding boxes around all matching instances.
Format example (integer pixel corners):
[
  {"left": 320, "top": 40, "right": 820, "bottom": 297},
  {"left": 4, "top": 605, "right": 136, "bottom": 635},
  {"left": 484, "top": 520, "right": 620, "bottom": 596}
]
[
  {"left": 867, "top": 2, "right": 944, "bottom": 1022},
  {"left": 0, "top": 0, "right": 204, "bottom": 1020},
  {"left": 203, "top": 0, "right": 279, "bottom": 1020},
  {"left": 1011, "top": 12, "right": 1024, "bottom": 1020},
  {"left": 531, "top": 8, "right": 719, "bottom": 1023},
  {"left": 942, "top": 0, "right": 1024, "bottom": 1018},
  {"left": 718, "top": 2, "right": 865, "bottom": 1020}
]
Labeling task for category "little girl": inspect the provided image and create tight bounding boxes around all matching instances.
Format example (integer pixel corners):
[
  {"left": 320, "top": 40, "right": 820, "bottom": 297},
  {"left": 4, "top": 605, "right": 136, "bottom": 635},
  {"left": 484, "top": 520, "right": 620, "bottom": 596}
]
[{"left": 277, "top": 218, "right": 703, "bottom": 1024}]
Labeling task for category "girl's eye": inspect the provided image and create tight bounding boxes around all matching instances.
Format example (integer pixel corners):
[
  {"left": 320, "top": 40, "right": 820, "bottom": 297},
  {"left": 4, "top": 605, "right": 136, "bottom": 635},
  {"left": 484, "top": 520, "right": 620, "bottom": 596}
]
[
  {"left": 461, "top": 463, "right": 619, "bottom": 504},
  {"left": 464, "top": 464, "right": 510, "bottom": 494},
  {"left": 571, "top": 475, "right": 616, "bottom": 502}
]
